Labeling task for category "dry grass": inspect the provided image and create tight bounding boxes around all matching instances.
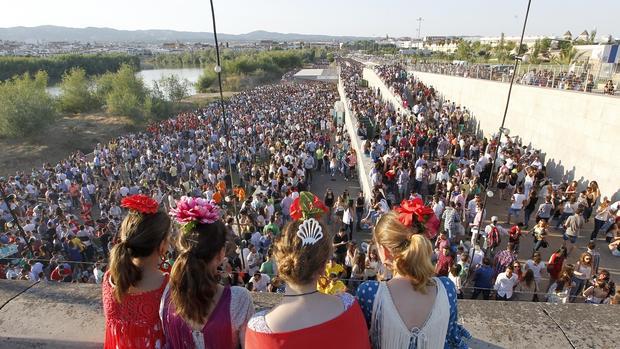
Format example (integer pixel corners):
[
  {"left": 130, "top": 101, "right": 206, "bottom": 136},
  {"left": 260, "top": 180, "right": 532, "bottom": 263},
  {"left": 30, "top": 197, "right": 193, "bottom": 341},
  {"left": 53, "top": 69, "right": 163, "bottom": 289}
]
[
  {"left": 0, "top": 113, "right": 137, "bottom": 176},
  {"left": 0, "top": 92, "right": 238, "bottom": 176},
  {"left": 182, "top": 91, "right": 237, "bottom": 106}
]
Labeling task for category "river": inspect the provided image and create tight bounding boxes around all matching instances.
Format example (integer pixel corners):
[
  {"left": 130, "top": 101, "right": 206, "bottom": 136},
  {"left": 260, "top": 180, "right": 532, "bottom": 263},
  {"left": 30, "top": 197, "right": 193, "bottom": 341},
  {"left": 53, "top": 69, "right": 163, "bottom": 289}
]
[{"left": 46, "top": 67, "right": 204, "bottom": 97}]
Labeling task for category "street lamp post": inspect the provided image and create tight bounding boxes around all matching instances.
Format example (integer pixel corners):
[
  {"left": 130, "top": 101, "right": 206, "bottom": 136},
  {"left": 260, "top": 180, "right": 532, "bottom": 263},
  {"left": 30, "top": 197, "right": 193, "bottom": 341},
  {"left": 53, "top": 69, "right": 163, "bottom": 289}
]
[{"left": 467, "top": 0, "right": 532, "bottom": 278}]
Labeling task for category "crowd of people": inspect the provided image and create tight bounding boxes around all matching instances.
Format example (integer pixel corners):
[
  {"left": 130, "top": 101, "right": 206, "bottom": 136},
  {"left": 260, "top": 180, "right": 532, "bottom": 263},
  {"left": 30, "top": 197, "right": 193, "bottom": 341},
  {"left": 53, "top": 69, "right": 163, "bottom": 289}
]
[
  {"left": 0, "top": 80, "right": 358, "bottom": 286},
  {"left": 98, "top": 189, "right": 469, "bottom": 349},
  {"left": 0, "top": 57, "right": 618, "bottom": 347},
  {"left": 338, "top": 60, "right": 620, "bottom": 304},
  {"left": 409, "top": 62, "right": 617, "bottom": 95}
]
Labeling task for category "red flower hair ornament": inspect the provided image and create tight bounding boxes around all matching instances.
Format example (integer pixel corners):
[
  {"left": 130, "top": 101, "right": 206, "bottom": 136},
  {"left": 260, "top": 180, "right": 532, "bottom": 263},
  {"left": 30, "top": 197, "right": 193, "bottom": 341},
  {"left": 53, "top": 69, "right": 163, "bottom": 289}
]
[
  {"left": 121, "top": 194, "right": 159, "bottom": 215},
  {"left": 290, "top": 191, "right": 329, "bottom": 221},
  {"left": 394, "top": 198, "right": 439, "bottom": 239},
  {"left": 290, "top": 191, "right": 329, "bottom": 246}
]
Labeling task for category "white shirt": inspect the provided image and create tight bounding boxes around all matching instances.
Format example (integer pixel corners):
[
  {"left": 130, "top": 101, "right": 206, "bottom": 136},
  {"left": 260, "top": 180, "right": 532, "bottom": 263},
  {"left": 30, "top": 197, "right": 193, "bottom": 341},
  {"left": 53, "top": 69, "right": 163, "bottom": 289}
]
[
  {"left": 30, "top": 262, "right": 44, "bottom": 281},
  {"left": 249, "top": 274, "right": 271, "bottom": 292},
  {"left": 525, "top": 260, "right": 546, "bottom": 281},
  {"left": 494, "top": 272, "right": 518, "bottom": 298},
  {"left": 343, "top": 208, "right": 353, "bottom": 224},
  {"left": 433, "top": 201, "right": 445, "bottom": 219},
  {"left": 415, "top": 167, "right": 425, "bottom": 181},
  {"left": 435, "top": 170, "right": 450, "bottom": 183},
  {"left": 94, "top": 267, "right": 104, "bottom": 284},
  {"left": 511, "top": 193, "right": 527, "bottom": 210},
  {"left": 246, "top": 251, "right": 262, "bottom": 275}
]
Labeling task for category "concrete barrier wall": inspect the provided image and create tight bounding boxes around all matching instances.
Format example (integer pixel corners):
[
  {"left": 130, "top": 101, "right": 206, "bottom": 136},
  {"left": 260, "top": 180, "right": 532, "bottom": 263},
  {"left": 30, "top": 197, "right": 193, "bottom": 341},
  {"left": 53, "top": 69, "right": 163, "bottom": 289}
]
[
  {"left": 404, "top": 71, "right": 620, "bottom": 200},
  {"left": 1, "top": 280, "right": 618, "bottom": 349},
  {"left": 337, "top": 79, "right": 373, "bottom": 205},
  {"left": 363, "top": 67, "right": 409, "bottom": 116}
]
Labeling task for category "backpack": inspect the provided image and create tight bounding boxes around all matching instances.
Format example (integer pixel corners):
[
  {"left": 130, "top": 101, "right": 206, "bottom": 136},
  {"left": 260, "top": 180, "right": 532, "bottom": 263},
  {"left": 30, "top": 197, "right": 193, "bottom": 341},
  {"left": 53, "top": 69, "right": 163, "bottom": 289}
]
[{"left": 488, "top": 226, "right": 501, "bottom": 248}]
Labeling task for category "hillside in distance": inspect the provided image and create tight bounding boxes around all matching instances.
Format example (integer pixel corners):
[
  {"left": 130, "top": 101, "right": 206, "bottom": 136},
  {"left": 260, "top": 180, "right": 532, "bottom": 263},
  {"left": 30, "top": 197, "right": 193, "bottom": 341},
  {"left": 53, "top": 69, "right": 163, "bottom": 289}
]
[{"left": 0, "top": 25, "right": 371, "bottom": 43}]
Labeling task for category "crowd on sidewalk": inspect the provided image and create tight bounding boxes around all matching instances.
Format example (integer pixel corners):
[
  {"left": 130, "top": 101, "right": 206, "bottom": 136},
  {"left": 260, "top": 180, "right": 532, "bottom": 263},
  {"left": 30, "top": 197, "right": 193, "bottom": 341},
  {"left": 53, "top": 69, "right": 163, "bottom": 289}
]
[{"left": 338, "top": 60, "right": 620, "bottom": 304}]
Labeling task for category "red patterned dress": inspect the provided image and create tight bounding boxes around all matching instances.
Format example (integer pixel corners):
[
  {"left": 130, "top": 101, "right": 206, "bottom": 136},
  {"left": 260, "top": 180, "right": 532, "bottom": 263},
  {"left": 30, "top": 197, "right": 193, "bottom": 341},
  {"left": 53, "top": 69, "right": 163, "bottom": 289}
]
[{"left": 102, "top": 271, "right": 168, "bottom": 349}]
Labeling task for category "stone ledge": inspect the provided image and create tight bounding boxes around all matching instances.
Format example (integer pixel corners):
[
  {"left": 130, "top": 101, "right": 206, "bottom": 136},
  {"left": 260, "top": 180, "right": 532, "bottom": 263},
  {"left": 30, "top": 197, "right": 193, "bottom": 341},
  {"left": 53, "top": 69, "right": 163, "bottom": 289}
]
[{"left": 0, "top": 280, "right": 617, "bottom": 349}]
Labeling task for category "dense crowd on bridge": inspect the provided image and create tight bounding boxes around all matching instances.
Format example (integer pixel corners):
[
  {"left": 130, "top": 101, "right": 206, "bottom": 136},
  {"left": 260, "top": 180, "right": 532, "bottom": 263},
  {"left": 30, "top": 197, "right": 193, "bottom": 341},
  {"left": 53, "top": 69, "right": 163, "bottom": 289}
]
[
  {"left": 0, "top": 74, "right": 473, "bottom": 348},
  {"left": 409, "top": 62, "right": 616, "bottom": 94},
  {"left": 0, "top": 80, "right": 352, "bottom": 284},
  {"left": 341, "top": 60, "right": 620, "bottom": 304},
  {"left": 0, "top": 58, "right": 618, "bottom": 348}
]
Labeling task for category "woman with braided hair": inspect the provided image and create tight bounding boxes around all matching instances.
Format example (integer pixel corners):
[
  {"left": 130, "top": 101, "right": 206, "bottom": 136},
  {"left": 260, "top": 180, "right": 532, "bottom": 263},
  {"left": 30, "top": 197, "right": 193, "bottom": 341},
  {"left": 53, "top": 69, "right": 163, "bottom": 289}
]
[
  {"left": 102, "top": 194, "right": 171, "bottom": 349},
  {"left": 245, "top": 191, "right": 370, "bottom": 349}
]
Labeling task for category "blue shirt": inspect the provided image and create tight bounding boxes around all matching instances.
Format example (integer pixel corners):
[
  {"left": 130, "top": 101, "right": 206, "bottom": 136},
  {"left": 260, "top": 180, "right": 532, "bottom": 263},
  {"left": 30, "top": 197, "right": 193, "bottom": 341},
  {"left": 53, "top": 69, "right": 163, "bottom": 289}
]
[{"left": 473, "top": 265, "right": 494, "bottom": 289}]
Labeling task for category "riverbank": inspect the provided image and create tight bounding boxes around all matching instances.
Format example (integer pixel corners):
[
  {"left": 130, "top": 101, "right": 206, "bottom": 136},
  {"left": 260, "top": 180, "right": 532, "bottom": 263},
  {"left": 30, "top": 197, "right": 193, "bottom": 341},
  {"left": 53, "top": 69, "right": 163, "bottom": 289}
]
[
  {"left": 0, "top": 90, "right": 239, "bottom": 176},
  {"left": 0, "top": 113, "right": 137, "bottom": 176}
]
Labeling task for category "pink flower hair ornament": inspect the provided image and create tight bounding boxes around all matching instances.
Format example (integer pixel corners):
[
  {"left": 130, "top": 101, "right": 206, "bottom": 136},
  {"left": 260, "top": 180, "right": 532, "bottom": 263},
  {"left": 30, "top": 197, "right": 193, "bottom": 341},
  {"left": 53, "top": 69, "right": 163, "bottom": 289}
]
[{"left": 170, "top": 196, "right": 220, "bottom": 234}]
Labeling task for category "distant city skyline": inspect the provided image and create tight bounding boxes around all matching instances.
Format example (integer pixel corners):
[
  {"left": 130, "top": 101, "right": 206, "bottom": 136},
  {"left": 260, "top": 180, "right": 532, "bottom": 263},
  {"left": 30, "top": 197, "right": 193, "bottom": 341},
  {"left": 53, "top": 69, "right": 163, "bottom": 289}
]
[{"left": 2, "top": 0, "right": 618, "bottom": 39}]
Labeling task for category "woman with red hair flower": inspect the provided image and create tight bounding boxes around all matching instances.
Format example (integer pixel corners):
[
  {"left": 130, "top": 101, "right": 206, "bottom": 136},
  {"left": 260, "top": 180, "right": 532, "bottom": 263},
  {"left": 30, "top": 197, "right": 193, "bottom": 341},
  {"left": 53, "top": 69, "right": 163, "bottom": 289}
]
[
  {"left": 394, "top": 197, "right": 440, "bottom": 240},
  {"left": 102, "top": 194, "right": 172, "bottom": 349}
]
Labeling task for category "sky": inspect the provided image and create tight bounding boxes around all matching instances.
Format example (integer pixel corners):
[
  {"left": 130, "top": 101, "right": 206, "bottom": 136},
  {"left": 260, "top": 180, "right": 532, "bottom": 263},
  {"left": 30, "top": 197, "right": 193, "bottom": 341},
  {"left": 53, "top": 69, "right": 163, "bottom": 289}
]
[{"left": 1, "top": 0, "right": 618, "bottom": 38}]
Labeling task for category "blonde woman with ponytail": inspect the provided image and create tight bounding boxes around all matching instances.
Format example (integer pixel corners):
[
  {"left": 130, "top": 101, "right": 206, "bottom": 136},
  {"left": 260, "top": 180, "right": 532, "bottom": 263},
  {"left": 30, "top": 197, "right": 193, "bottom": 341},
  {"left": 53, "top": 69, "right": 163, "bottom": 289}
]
[
  {"left": 102, "top": 194, "right": 171, "bottom": 349},
  {"left": 161, "top": 197, "right": 254, "bottom": 349},
  {"left": 356, "top": 211, "right": 470, "bottom": 349}
]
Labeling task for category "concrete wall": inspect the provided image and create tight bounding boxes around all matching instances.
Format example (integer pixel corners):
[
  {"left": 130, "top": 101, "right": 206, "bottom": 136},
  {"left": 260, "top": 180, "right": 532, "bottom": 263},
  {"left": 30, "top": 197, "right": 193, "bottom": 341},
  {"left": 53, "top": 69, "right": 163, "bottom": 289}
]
[
  {"left": 1, "top": 280, "right": 618, "bottom": 349},
  {"left": 363, "top": 67, "right": 410, "bottom": 117},
  {"left": 409, "top": 71, "right": 620, "bottom": 200},
  {"left": 337, "top": 79, "right": 374, "bottom": 205}
]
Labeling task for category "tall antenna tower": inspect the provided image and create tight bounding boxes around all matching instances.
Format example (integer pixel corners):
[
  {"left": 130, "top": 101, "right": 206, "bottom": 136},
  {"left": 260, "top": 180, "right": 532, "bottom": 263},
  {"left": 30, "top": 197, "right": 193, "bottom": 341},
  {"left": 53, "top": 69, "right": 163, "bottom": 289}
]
[{"left": 416, "top": 17, "right": 423, "bottom": 39}]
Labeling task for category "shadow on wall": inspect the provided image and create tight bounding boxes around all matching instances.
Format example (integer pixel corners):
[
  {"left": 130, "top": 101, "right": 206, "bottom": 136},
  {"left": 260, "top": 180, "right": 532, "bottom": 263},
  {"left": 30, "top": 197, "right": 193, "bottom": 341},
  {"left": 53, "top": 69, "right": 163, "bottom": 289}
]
[
  {"left": 465, "top": 114, "right": 619, "bottom": 202},
  {"left": 545, "top": 157, "right": 620, "bottom": 202},
  {"left": 0, "top": 337, "right": 100, "bottom": 349}
]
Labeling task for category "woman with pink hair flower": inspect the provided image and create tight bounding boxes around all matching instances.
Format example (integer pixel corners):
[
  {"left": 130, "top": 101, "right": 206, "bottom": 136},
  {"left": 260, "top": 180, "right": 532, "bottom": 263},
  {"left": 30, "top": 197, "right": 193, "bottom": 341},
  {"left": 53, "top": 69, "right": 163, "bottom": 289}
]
[{"left": 160, "top": 196, "right": 255, "bottom": 349}]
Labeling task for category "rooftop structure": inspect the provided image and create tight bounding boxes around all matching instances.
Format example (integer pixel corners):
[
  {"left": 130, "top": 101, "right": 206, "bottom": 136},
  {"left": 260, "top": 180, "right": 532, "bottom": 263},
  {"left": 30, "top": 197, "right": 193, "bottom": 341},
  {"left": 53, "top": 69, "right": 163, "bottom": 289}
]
[{"left": 293, "top": 68, "right": 338, "bottom": 82}]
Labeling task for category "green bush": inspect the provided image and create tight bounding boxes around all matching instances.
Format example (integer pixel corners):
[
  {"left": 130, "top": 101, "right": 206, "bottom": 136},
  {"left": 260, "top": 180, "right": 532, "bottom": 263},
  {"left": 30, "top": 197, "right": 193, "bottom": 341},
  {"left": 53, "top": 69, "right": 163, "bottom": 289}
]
[
  {"left": 0, "top": 71, "right": 59, "bottom": 137},
  {"left": 58, "top": 67, "right": 99, "bottom": 113},
  {"left": 104, "top": 64, "right": 147, "bottom": 118}
]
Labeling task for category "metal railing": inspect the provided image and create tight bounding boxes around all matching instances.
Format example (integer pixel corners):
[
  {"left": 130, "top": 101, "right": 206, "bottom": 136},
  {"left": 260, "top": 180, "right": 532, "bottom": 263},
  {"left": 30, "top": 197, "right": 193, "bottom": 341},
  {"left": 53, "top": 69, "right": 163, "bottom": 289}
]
[{"left": 408, "top": 62, "right": 618, "bottom": 96}]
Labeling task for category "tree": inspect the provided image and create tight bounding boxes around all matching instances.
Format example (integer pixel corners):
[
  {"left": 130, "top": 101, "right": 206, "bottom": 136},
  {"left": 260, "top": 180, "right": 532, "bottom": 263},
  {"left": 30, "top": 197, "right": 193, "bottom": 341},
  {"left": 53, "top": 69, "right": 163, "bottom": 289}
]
[
  {"left": 157, "top": 75, "right": 191, "bottom": 103},
  {"left": 104, "top": 64, "right": 147, "bottom": 118},
  {"left": 588, "top": 29, "right": 597, "bottom": 44},
  {"left": 0, "top": 71, "right": 58, "bottom": 137},
  {"left": 196, "top": 69, "right": 218, "bottom": 92},
  {"left": 552, "top": 40, "right": 585, "bottom": 65},
  {"left": 0, "top": 53, "right": 139, "bottom": 83},
  {"left": 554, "top": 47, "right": 585, "bottom": 65},
  {"left": 58, "top": 67, "right": 99, "bottom": 113},
  {"left": 94, "top": 71, "right": 116, "bottom": 106},
  {"left": 493, "top": 33, "right": 512, "bottom": 63},
  {"left": 455, "top": 41, "right": 475, "bottom": 61}
]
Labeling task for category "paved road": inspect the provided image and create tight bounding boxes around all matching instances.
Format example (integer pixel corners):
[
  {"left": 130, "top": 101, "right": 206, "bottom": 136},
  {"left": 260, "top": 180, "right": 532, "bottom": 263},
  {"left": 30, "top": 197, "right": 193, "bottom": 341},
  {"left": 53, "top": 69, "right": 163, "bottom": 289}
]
[
  {"left": 306, "top": 167, "right": 371, "bottom": 243},
  {"left": 482, "top": 194, "right": 620, "bottom": 282},
  {"left": 308, "top": 165, "right": 620, "bottom": 286}
]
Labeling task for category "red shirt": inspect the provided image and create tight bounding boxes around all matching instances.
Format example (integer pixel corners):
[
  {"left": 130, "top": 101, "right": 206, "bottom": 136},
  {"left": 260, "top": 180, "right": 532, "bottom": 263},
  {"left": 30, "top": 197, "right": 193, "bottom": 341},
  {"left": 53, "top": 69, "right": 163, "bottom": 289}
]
[
  {"left": 435, "top": 253, "right": 454, "bottom": 277},
  {"left": 548, "top": 253, "right": 565, "bottom": 280},
  {"left": 245, "top": 299, "right": 370, "bottom": 349},
  {"left": 102, "top": 271, "right": 169, "bottom": 349}
]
